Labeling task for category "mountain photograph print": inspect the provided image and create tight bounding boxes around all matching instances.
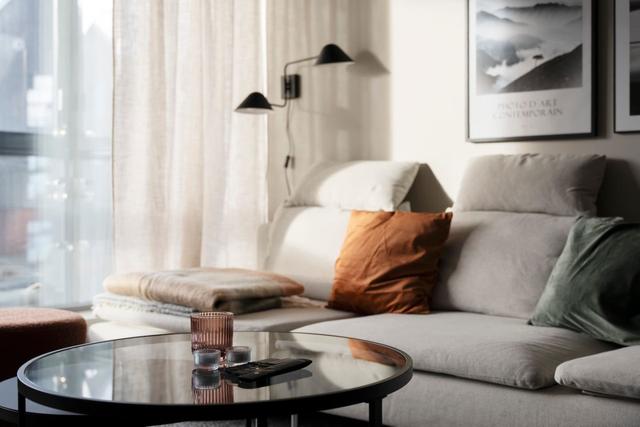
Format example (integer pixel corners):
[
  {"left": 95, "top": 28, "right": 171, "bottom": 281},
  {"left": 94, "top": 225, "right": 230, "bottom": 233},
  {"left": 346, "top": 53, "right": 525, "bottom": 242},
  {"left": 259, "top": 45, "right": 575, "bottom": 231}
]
[
  {"left": 616, "top": 0, "right": 640, "bottom": 132},
  {"left": 468, "top": 0, "right": 595, "bottom": 142}
]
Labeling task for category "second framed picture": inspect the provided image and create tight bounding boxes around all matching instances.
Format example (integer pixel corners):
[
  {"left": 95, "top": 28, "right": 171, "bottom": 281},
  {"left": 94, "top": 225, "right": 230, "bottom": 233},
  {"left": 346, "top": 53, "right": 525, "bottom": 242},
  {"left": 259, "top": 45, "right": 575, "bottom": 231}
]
[
  {"left": 615, "top": 0, "right": 640, "bottom": 133},
  {"left": 467, "top": 0, "right": 596, "bottom": 142}
]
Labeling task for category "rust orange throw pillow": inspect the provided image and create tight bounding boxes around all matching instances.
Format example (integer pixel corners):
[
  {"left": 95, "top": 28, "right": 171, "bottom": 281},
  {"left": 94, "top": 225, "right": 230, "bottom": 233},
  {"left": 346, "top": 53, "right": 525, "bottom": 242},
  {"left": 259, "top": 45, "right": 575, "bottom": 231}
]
[{"left": 328, "top": 210, "right": 453, "bottom": 315}]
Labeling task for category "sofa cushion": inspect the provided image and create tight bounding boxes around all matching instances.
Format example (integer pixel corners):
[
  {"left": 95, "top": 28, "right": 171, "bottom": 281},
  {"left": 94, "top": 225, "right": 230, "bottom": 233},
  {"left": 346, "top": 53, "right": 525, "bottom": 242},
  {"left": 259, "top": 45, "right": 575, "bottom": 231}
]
[
  {"left": 328, "top": 211, "right": 452, "bottom": 314},
  {"left": 454, "top": 154, "right": 606, "bottom": 216},
  {"left": 530, "top": 217, "right": 640, "bottom": 346},
  {"left": 295, "top": 311, "right": 614, "bottom": 389},
  {"left": 328, "top": 371, "right": 640, "bottom": 427},
  {"left": 91, "top": 304, "right": 356, "bottom": 340},
  {"left": 432, "top": 211, "right": 576, "bottom": 318},
  {"left": 288, "top": 161, "right": 419, "bottom": 211},
  {"left": 555, "top": 346, "right": 640, "bottom": 400},
  {"left": 265, "top": 206, "right": 350, "bottom": 300}
]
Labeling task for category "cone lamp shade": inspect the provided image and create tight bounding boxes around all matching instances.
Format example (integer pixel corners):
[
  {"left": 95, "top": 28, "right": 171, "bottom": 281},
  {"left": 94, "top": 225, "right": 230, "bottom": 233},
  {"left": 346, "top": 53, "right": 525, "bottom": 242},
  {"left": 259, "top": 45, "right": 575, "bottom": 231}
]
[
  {"left": 315, "top": 44, "right": 353, "bottom": 65},
  {"left": 235, "top": 92, "right": 273, "bottom": 114}
]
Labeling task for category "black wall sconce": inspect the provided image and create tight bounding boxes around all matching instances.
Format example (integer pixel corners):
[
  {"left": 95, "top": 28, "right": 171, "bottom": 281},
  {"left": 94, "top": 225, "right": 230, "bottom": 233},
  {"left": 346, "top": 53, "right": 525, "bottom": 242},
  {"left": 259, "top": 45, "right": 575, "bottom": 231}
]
[
  {"left": 236, "top": 44, "right": 353, "bottom": 113},
  {"left": 235, "top": 43, "right": 354, "bottom": 196}
]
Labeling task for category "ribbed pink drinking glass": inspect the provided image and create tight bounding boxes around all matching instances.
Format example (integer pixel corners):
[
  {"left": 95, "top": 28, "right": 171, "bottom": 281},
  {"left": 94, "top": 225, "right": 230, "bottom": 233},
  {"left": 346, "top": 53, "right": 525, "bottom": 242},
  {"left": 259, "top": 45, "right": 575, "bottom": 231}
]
[{"left": 190, "top": 312, "right": 234, "bottom": 354}]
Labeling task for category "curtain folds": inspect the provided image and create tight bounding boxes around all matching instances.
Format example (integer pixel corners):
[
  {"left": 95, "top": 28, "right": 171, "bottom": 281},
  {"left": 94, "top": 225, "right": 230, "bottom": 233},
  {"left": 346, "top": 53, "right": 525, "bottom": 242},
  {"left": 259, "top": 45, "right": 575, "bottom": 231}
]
[{"left": 113, "top": 0, "right": 267, "bottom": 272}]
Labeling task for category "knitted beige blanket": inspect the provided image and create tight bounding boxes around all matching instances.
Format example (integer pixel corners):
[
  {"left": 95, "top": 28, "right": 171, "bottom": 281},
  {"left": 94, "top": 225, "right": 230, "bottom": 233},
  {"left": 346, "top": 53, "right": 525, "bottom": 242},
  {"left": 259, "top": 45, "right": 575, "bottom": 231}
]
[{"left": 103, "top": 268, "right": 305, "bottom": 314}]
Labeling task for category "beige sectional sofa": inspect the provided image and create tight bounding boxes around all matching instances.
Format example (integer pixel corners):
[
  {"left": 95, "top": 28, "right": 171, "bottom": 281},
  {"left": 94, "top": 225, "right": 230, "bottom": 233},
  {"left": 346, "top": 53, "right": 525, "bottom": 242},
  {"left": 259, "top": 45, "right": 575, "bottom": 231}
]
[{"left": 91, "top": 155, "right": 640, "bottom": 426}]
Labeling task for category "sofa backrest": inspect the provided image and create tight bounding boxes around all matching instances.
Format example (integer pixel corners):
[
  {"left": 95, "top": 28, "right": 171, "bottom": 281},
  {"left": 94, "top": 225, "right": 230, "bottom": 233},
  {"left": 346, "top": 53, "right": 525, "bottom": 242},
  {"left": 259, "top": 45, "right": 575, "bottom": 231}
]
[
  {"left": 432, "top": 153, "right": 607, "bottom": 319},
  {"left": 265, "top": 206, "right": 350, "bottom": 300},
  {"left": 454, "top": 154, "right": 606, "bottom": 216},
  {"left": 433, "top": 211, "right": 576, "bottom": 318},
  {"left": 264, "top": 161, "right": 419, "bottom": 300}
]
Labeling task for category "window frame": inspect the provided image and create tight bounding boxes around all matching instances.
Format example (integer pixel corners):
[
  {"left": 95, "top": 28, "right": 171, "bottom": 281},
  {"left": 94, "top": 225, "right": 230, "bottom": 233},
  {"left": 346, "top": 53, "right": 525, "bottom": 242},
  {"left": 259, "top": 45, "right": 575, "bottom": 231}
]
[{"left": 0, "top": 132, "right": 37, "bottom": 156}]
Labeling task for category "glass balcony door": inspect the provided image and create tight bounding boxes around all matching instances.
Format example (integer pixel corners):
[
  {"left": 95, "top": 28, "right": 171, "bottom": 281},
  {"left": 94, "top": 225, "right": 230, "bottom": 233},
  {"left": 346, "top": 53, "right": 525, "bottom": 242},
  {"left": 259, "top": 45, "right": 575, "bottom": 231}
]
[{"left": 0, "top": 0, "right": 113, "bottom": 308}]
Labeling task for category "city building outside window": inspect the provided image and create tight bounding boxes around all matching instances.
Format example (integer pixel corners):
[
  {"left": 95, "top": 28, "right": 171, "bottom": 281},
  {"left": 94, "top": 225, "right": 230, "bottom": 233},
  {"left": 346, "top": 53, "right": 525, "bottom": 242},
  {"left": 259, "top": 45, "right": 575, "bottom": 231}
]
[{"left": 0, "top": 0, "right": 113, "bottom": 308}]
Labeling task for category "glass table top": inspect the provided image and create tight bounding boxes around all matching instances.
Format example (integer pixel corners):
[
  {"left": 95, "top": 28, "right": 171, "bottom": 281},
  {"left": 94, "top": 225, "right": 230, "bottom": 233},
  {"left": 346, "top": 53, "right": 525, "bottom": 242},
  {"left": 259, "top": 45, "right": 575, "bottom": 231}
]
[{"left": 19, "top": 332, "right": 410, "bottom": 406}]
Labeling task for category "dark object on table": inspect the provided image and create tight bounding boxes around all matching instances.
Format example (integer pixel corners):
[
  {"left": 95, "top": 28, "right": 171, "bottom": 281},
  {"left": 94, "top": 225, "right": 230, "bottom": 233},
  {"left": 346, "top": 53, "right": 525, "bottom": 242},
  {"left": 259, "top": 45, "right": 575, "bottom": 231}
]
[
  {"left": 236, "top": 369, "right": 313, "bottom": 390},
  {"left": 223, "top": 358, "right": 312, "bottom": 383}
]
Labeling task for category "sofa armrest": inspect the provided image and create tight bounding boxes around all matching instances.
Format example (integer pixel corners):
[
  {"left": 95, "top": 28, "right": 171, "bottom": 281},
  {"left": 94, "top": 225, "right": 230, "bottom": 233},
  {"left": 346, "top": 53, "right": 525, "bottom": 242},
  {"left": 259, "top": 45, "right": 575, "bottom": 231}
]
[{"left": 257, "top": 222, "right": 271, "bottom": 270}]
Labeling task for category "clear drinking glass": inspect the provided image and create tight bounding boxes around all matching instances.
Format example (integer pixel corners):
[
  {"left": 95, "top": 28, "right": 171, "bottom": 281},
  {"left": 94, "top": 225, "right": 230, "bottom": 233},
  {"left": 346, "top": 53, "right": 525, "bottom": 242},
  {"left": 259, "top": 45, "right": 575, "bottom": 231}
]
[
  {"left": 190, "top": 312, "right": 234, "bottom": 354},
  {"left": 224, "top": 346, "right": 251, "bottom": 366},
  {"left": 193, "top": 349, "right": 221, "bottom": 371}
]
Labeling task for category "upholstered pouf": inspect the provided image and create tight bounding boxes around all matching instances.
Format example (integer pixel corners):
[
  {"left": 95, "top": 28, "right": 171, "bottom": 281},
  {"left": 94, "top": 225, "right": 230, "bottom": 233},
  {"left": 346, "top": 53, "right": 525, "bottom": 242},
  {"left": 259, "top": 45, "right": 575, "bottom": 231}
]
[{"left": 0, "top": 308, "right": 87, "bottom": 380}]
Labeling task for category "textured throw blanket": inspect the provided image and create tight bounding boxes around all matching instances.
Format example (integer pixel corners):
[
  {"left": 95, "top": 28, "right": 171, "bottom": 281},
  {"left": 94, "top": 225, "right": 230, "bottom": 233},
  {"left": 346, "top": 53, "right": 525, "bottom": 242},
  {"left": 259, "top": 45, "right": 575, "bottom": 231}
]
[
  {"left": 103, "top": 268, "right": 305, "bottom": 314},
  {"left": 93, "top": 292, "right": 196, "bottom": 317}
]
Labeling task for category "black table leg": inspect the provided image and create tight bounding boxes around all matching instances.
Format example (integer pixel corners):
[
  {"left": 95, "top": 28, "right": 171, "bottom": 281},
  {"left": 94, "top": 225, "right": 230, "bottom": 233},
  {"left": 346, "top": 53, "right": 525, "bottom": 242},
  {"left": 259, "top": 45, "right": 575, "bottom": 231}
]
[
  {"left": 369, "top": 398, "right": 383, "bottom": 427},
  {"left": 18, "top": 391, "right": 26, "bottom": 427},
  {"left": 256, "top": 417, "right": 268, "bottom": 427}
]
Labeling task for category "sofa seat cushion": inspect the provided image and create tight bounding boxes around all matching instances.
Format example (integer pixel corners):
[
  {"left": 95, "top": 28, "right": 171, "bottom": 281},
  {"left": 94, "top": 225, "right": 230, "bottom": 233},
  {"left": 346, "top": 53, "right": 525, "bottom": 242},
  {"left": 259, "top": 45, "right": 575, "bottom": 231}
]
[
  {"left": 89, "top": 321, "right": 170, "bottom": 342},
  {"left": 328, "top": 371, "right": 640, "bottom": 427},
  {"left": 295, "top": 312, "right": 615, "bottom": 390},
  {"left": 93, "top": 299, "right": 356, "bottom": 336},
  {"left": 555, "top": 346, "right": 640, "bottom": 400}
]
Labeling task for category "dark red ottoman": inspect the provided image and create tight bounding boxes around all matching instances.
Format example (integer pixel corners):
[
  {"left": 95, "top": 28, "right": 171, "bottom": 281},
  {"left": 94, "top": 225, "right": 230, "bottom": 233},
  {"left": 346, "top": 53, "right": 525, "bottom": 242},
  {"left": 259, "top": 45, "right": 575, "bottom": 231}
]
[{"left": 0, "top": 308, "right": 87, "bottom": 380}]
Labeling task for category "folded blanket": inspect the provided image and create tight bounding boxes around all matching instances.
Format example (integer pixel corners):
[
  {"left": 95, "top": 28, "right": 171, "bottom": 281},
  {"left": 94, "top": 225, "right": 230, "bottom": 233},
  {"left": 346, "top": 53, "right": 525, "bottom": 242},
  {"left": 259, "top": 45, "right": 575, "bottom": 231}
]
[
  {"left": 103, "top": 268, "right": 305, "bottom": 314},
  {"left": 93, "top": 292, "right": 195, "bottom": 317},
  {"left": 92, "top": 293, "right": 191, "bottom": 331}
]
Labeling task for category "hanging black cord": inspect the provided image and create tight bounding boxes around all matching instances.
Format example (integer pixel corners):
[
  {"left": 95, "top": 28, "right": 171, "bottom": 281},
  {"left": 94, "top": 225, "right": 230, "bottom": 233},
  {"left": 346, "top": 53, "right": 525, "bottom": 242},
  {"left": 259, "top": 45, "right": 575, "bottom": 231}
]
[
  {"left": 271, "top": 56, "right": 317, "bottom": 197},
  {"left": 283, "top": 100, "right": 294, "bottom": 197}
]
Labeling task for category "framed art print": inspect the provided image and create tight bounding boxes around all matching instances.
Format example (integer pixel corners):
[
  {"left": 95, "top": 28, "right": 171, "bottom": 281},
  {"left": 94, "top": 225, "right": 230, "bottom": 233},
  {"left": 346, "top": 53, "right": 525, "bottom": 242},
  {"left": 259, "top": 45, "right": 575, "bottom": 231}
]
[
  {"left": 615, "top": 0, "right": 640, "bottom": 133},
  {"left": 467, "top": 0, "right": 596, "bottom": 142}
]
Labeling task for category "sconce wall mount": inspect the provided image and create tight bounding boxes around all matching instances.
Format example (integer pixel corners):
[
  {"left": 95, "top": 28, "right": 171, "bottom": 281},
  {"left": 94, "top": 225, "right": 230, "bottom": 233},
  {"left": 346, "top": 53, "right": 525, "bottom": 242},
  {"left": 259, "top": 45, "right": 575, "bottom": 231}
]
[{"left": 282, "top": 74, "right": 301, "bottom": 100}]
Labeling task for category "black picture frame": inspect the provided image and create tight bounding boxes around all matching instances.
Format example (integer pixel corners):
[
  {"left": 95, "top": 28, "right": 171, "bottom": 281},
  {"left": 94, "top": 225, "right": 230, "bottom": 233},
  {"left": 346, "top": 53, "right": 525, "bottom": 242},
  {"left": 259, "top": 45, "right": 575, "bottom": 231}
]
[
  {"left": 614, "top": 0, "right": 640, "bottom": 133},
  {"left": 467, "top": 0, "right": 597, "bottom": 142}
]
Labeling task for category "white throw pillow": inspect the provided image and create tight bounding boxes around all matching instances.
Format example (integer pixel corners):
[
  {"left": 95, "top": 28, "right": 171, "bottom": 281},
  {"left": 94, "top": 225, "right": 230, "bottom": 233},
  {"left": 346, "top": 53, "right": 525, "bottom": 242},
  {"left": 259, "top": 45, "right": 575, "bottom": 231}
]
[{"left": 288, "top": 161, "right": 419, "bottom": 211}]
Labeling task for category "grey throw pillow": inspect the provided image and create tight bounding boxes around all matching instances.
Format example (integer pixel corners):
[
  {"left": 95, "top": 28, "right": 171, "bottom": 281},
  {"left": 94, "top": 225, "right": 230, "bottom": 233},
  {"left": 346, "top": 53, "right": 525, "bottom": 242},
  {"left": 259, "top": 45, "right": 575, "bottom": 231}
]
[{"left": 530, "top": 217, "right": 640, "bottom": 346}]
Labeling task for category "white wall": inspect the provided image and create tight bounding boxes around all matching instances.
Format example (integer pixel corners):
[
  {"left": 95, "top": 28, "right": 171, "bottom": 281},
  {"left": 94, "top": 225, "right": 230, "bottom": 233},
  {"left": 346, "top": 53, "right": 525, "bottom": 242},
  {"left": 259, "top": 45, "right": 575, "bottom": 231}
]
[
  {"left": 267, "top": 0, "right": 640, "bottom": 220},
  {"left": 266, "top": 0, "right": 391, "bottom": 216}
]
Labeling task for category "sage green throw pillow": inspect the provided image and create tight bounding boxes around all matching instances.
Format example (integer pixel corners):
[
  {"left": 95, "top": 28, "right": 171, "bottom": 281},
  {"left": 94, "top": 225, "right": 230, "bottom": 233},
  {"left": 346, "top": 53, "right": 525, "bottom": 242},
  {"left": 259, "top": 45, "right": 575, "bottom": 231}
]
[{"left": 530, "top": 217, "right": 640, "bottom": 345}]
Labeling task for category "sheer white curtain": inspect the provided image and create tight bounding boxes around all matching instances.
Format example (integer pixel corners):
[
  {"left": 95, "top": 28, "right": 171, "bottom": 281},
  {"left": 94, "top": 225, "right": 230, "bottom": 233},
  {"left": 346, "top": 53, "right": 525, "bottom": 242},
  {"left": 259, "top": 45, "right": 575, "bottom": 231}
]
[{"left": 113, "top": 0, "right": 267, "bottom": 272}]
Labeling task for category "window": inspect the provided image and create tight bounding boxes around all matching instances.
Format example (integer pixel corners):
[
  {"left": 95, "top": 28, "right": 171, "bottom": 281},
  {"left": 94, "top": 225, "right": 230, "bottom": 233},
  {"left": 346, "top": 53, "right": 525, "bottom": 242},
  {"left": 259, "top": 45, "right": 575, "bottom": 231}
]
[{"left": 0, "top": 0, "right": 112, "bottom": 308}]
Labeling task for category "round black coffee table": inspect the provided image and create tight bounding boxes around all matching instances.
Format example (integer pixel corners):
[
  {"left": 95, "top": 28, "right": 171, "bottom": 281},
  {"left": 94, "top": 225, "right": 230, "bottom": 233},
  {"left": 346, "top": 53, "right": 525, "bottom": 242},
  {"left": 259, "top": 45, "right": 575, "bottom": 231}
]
[{"left": 17, "top": 332, "right": 412, "bottom": 426}]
